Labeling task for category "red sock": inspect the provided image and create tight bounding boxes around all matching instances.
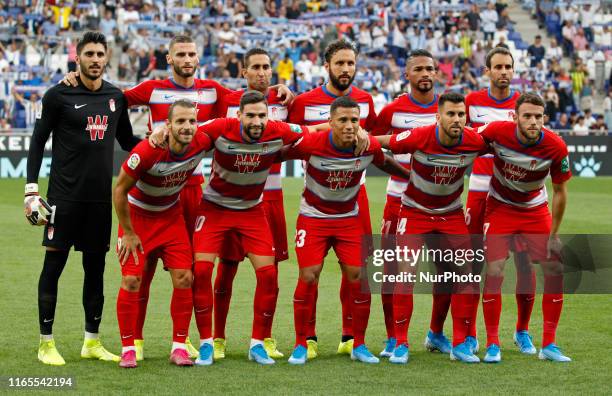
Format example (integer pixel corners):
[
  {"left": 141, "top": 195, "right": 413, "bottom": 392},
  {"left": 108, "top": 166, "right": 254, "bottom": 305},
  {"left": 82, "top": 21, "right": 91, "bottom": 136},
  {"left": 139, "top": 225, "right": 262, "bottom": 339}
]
[
  {"left": 134, "top": 267, "right": 155, "bottom": 340},
  {"left": 171, "top": 288, "right": 193, "bottom": 343},
  {"left": 340, "top": 274, "right": 353, "bottom": 337},
  {"left": 348, "top": 280, "right": 370, "bottom": 347},
  {"left": 392, "top": 282, "right": 414, "bottom": 346},
  {"left": 117, "top": 288, "right": 139, "bottom": 347},
  {"left": 293, "top": 278, "right": 316, "bottom": 347},
  {"left": 213, "top": 259, "right": 238, "bottom": 339},
  {"left": 252, "top": 265, "right": 278, "bottom": 340},
  {"left": 306, "top": 287, "right": 318, "bottom": 338},
  {"left": 482, "top": 275, "right": 504, "bottom": 347},
  {"left": 468, "top": 292, "right": 480, "bottom": 337},
  {"left": 542, "top": 274, "right": 564, "bottom": 347},
  {"left": 193, "top": 261, "right": 214, "bottom": 340},
  {"left": 451, "top": 293, "right": 473, "bottom": 346},
  {"left": 516, "top": 267, "right": 536, "bottom": 332},
  {"left": 264, "top": 261, "right": 280, "bottom": 339},
  {"left": 430, "top": 293, "right": 451, "bottom": 334},
  {"left": 381, "top": 293, "right": 394, "bottom": 339}
]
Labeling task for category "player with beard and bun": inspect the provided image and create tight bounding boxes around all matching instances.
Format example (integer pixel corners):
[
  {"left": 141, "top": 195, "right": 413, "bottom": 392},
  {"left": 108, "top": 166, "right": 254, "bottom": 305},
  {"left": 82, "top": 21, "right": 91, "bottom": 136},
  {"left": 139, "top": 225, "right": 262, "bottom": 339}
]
[
  {"left": 212, "top": 48, "right": 290, "bottom": 360},
  {"left": 375, "top": 92, "right": 488, "bottom": 364},
  {"left": 371, "top": 50, "right": 453, "bottom": 358},
  {"left": 477, "top": 93, "right": 571, "bottom": 363},
  {"left": 464, "top": 47, "right": 537, "bottom": 357},
  {"left": 288, "top": 39, "right": 376, "bottom": 359},
  {"left": 25, "top": 32, "right": 140, "bottom": 365}
]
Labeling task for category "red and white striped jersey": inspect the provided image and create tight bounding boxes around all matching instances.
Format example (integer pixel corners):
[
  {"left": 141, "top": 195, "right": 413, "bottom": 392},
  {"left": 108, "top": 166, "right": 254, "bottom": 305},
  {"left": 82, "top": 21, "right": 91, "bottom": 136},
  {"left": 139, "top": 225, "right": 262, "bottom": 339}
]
[
  {"left": 124, "top": 78, "right": 233, "bottom": 185},
  {"left": 371, "top": 94, "right": 438, "bottom": 200},
  {"left": 389, "top": 124, "right": 488, "bottom": 215},
  {"left": 200, "top": 118, "right": 309, "bottom": 210},
  {"left": 479, "top": 121, "right": 571, "bottom": 208},
  {"left": 217, "top": 88, "right": 288, "bottom": 200},
  {"left": 465, "top": 88, "right": 520, "bottom": 192},
  {"left": 286, "top": 132, "right": 384, "bottom": 218},
  {"left": 121, "top": 133, "right": 213, "bottom": 213}
]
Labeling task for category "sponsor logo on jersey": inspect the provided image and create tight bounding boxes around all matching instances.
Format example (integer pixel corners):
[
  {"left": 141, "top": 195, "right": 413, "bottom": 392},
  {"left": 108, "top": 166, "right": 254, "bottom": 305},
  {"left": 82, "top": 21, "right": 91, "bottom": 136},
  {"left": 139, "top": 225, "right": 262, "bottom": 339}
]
[
  {"left": 234, "top": 153, "right": 261, "bottom": 173},
  {"left": 161, "top": 170, "right": 189, "bottom": 187},
  {"left": 85, "top": 115, "right": 109, "bottom": 141},
  {"left": 127, "top": 153, "right": 140, "bottom": 170},
  {"left": 561, "top": 156, "right": 569, "bottom": 173},
  {"left": 327, "top": 170, "right": 353, "bottom": 190},
  {"left": 109, "top": 98, "right": 116, "bottom": 112},
  {"left": 502, "top": 162, "right": 527, "bottom": 181},
  {"left": 432, "top": 165, "right": 458, "bottom": 185}
]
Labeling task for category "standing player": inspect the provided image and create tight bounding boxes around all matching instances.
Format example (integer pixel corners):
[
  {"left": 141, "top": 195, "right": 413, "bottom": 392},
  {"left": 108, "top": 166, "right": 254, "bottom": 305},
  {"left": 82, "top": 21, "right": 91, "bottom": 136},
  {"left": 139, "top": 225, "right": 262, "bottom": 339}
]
[
  {"left": 464, "top": 47, "right": 536, "bottom": 355},
  {"left": 375, "top": 92, "right": 488, "bottom": 363},
  {"left": 212, "top": 48, "right": 290, "bottom": 360},
  {"left": 281, "top": 96, "right": 411, "bottom": 365},
  {"left": 478, "top": 93, "right": 571, "bottom": 363},
  {"left": 288, "top": 39, "right": 377, "bottom": 357},
  {"left": 25, "top": 32, "right": 140, "bottom": 365},
  {"left": 113, "top": 100, "right": 213, "bottom": 368},
  {"left": 371, "top": 50, "right": 452, "bottom": 357},
  {"left": 191, "top": 91, "right": 320, "bottom": 365}
]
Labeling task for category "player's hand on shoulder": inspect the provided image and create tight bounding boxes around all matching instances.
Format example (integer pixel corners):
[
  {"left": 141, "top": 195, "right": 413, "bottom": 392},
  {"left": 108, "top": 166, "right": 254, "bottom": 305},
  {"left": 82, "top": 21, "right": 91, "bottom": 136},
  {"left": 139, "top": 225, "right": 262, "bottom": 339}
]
[
  {"left": 61, "top": 71, "right": 80, "bottom": 87},
  {"left": 148, "top": 124, "right": 169, "bottom": 149},
  {"left": 273, "top": 84, "right": 295, "bottom": 105},
  {"left": 354, "top": 126, "right": 371, "bottom": 156},
  {"left": 23, "top": 183, "right": 53, "bottom": 226},
  {"left": 117, "top": 232, "right": 144, "bottom": 265}
]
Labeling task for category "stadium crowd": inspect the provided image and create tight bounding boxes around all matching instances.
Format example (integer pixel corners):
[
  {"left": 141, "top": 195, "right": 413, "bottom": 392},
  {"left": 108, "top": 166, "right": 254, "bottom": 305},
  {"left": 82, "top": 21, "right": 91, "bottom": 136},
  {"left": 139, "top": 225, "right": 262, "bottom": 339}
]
[{"left": 1, "top": 0, "right": 612, "bottom": 132}]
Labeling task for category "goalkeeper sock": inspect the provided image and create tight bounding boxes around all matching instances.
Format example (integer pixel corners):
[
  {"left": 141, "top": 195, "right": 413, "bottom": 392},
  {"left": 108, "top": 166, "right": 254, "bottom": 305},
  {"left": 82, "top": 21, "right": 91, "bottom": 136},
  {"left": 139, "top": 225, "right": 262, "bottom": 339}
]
[
  {"left": 38, "top": 250, "right": 69, "bottom": 334},
  {"left": 542, "top": 275, "right": 564, "bottom": 346},
  {"left": 294, "top": 278, "right": 315, "bottom": 348},
  {"left": 135, "top": 264, "right": 156, "bottom": 340},
  {"left": 252, "top": 265, "right": 278, "bottom": 341},
  {"left": 117, "top": 288, "right": 139, "bottom": 347},
  {"left": 171, "top": 287, "right": 193, "bottom": 344},
  {"left": 381, "top": 293, "right": 395, "bottom": 340},
  {"left": 340, "top": 274, "right": 353, "bottom": 339},
  {"left": 482, "top": 275, "right": 504, "bottom": 347},
  {"left": 349, "top": 280, "right": 371, "bottom": 348},
  {"left": 82, "top": 251, "right": 106, "bottom": 334},
  {"left": 193, "top": 261, "right": 214, "bottom": 340},
  {"left": 213, "top": 259, "right": 239, "bottom": 339}
]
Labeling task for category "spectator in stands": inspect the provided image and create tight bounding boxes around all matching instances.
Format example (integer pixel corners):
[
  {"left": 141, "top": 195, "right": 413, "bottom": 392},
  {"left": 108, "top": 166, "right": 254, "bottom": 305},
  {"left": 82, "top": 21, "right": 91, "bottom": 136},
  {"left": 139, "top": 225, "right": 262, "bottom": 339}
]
[
  {"left": 287, "top": 1, "right": 303, "bottom": 19},
  {"left": 226, "top": 52, "right": 242, "bottom": 78},
  {"left": 471, "top": 40, "right": 486, "bottom": 71},
  {"left": 481, "top": 2, "right": 498, "bottom": 42},
  {"left": 579, "top": 4, "right": 595, "bottom": 43},
  {"left": 371, "top": 85, "right": 387, "bottom": 114},
  {"left": 573, "top": 115, "right": 590, "bottom": 135},
  {"left": 12, "top": 90, "right": 41, "bottom": 129},
  {"left": 604, "top": 88, "right": 612, "bottom": 129},
  {"left": 454, "top": 61, "right": 478, "bottom": 91},
  {"left": 591, "top": 115, "right": 608, "bottom": 134},
  {"left": 528, "top": 35, "right": 546, "bottom": 67},
  {"left": 584, "top": 109, "right": 597, "bottom": 128},
  {"left": 545, "top": 38, "right": 564, "bottom": 63},
  {"left": 153, "top": 44, "right": 169, "bottom": 73},
  {"left": 573, "top": 28, "right": 588, "bottom": 53},
  {"left": 295, "top": 53, "right": 313, "bottom": 85},
  {"left": 562, "top": 20, "right": 577, "bottom": 57},
  {"left": 544, "top": 84, "right": 560, "bottom": 122},
  {"left": 465, "top": 3, "right": 481, "bottom": 34},
  {"left": 276, "top": 52, "right": 294, "bottom": 85},
  {"left": 560, "top": 3, "right": 579, "bottom": 25},
  {"left": 555, "top": 112, "right": 571, "bottom": 130},
  {"left": 569, "top": 111, "right": 579, "bottom": 127},
  {"left": 570, "top": 58, "right": 588, "bottom": 111},
  {"left": 581, "top": 79, "right": 594, "bottom": 113}
]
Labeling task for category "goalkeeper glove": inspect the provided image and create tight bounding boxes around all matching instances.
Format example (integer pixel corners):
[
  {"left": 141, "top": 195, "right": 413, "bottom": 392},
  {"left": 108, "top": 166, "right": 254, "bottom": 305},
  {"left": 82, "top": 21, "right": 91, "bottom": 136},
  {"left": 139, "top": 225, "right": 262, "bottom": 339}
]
[{"left": 24, "top": 183, "right": 53, "bottom": 226}]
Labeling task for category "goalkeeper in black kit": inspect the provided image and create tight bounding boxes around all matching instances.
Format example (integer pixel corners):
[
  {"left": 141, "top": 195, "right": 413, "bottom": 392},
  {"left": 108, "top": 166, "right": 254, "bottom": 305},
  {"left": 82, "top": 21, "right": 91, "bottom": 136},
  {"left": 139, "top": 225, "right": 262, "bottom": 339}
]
[{"left": 25, "top": 31, "right": 140, "bottom": 366}]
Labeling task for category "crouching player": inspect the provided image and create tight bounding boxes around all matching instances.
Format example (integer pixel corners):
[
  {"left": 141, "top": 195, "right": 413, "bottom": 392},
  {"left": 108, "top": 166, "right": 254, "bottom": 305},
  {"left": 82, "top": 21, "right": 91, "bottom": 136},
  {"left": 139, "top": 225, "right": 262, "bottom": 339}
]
[
  {"left": 478, "top": 93, "right": 572, "bottom": 363},
  {"left": 281, "top": 96, "right": 411, "bottom": 365},
  {"left": 113, "top": 100, "right": 213, "bottom": 368}
]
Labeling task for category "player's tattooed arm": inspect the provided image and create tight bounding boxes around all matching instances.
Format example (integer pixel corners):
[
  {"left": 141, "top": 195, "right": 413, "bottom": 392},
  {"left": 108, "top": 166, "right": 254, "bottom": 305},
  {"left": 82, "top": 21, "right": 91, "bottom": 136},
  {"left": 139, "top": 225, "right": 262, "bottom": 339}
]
[
  {"left": 270, "top": 84, "right": 295, "bottom": 106},
  {"left": 113, "top": 169, "right": 144, "bottom": 265},
  {"left": 548, "top": 180, "right": 568, "bottom": 259},
  {"left": 61, "top": 71, "right": 80, "bottom": 87},
  {"left": 375, "top": 154, "right": 411, "bottom": 179}
]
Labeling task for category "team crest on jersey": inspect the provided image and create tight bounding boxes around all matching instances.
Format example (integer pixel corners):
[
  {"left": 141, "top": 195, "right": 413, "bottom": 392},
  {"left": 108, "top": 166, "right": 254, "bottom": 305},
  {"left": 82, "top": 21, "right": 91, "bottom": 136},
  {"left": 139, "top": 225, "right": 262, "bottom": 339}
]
[
  {"left": 271, "top": 107, "right": 278, "bottom": 118},
  {"left": 354, "top": 159, "right": 361, "bottom": 169},
  {"left": 459, "top": 155, "right": 466, "bottom": 167},
  {"left": 529, "top": 159, "right": 538, "bottom": 170},
  {"left": 109, "top": 99, "right": 116, "bottom": 112},
  {"left": 235, "top": 153, "right": 261, "bottom": 173},
  {"left": 396, "top": 130, "right": 411, "bottom": 141},
  {"left": 127, "top": 153, "right": 140, "bottom": 170},
  {"left": 507, "top": 110, "right": 515, "bottom": 119},
  {"left": 85, "top": 115, "right": 109, "bottom": 141},
  {"left": 327, "top": 170, "right": 353, "bottom": 191},
  {"left": 262, "top": 143, "right": 269, "bottom": 153}
]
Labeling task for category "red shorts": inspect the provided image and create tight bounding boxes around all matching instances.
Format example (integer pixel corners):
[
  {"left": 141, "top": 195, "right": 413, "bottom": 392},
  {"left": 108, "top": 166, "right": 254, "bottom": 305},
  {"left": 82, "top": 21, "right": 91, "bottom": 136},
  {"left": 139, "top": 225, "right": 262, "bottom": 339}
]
[
  {"left": 180, "top": 184, "right": 203, "bottom": 237},
  {"left": 295, "top": 214, "right": 365, "bottom": 268},
  {"left": 381, "top": 195, "right": 402, "bottom": 235},
  {"left": 484, "top": 198, "right": 552, "bottom": 262},
  {"left": 465, "top": 190, "right": 487, "bottom": 235},
  {"left": 117, "top": 205, "right": 193, "bottom": 276},
  {"left": 397, "top": 206, "right": 469, "bottom": 235},
  {"left": 357, "top": 184, "right": 372, "bottom": 235},
  {"left": 193, "top": 201, "right": 274, "bottom": 258}
]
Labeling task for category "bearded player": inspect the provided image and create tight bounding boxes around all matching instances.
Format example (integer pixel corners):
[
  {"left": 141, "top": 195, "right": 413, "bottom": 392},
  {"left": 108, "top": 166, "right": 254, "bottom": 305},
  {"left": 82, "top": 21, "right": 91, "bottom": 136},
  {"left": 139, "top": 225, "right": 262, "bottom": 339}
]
[
  {"left": 478, "top": 93, "right": 571, "bottom": 363},
  {"left": 288, "top": 39, "right": 377, "bottom": 358}
]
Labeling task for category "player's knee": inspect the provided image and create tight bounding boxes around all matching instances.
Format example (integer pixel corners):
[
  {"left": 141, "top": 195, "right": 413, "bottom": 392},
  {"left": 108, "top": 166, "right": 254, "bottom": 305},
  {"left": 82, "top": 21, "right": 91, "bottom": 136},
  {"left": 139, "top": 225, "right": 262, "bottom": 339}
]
[
  {"left": 342, "top": 266, "right": 361, "bottom": 282},
  {"left": 121, "top": 275, "right": 141, "bottom": 292},
  {"left": 486, "top": 260, "right": 506, "bottom": 277},
  {"left": 172, "top": 270, "right": 193, "bottom": 289},
  {"left": 299, "top": 267, "right": 321, "bottom": 284}
]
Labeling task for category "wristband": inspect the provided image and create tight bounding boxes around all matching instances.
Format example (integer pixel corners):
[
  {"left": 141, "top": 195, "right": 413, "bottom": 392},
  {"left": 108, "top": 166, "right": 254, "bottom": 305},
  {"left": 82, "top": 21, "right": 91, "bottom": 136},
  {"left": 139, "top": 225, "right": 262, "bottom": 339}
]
[{"left": 25, "top": 183, "right": 39, "bottom": 196}]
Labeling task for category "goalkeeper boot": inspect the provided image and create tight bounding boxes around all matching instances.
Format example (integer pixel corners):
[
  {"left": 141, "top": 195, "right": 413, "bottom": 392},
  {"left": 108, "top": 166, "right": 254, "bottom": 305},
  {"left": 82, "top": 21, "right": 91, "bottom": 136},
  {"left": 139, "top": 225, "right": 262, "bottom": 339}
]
[
  {"left": 38, "top": 339, "right": 65, "bottom": 366},
  {"left": 380, "top": 337, "right": 397, "bottom": 358},
  {"left": 351, "top": 344, "right": 380, "bottom": 364},
  {"left": 389, "top": 343, "right": 409, "bottom": 364},
  {"left": 424, "top": 330, "right": 452, "bottom": 354},
  {"left": 306, "top": 339, "right": 319, "bottom": 359},
  {"left": 337, "top": 338, "right": 354, "bottom": 355},
  {"left": 81, "top": 338, "right": 120, "bottom": 362},
  {"left": 539, "top": 344, "right": 571, "bottom": 362},
  {"left": 288, "top": 345, "right": 308, "bottom": 365},
  {"left": 213, "top": 338, "right": 226, "bottom": 360},
  {"left": 264, "top": 338, "right": 284, "bottom": 358},
  {"left": 450, "top": 341, "right": 480, "bottom": 363},
  {"left": 248, "top": 343, "right": 275, "bottom": 365},
  {"left": 185, "top": 337, "right": 199, "bottom": 359},
  {"left": 483, "top": 344, "right": 501, "bottom": 363},
  {"left": 195, "top": 342, "right": 213, "bottom": 366},
  {"left": 134, "top": 339, "right": 144, "bottom": 361},
  {"left": 514, "top": 330, "right": 537, "bottom": 354}
]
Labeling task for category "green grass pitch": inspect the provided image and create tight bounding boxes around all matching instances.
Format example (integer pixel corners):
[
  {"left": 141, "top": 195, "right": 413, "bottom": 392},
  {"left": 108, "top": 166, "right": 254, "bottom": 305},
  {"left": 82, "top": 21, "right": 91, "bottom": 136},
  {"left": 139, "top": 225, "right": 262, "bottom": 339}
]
[{"left": 1, "top": 177, "right": 611, "bottom": 395}]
